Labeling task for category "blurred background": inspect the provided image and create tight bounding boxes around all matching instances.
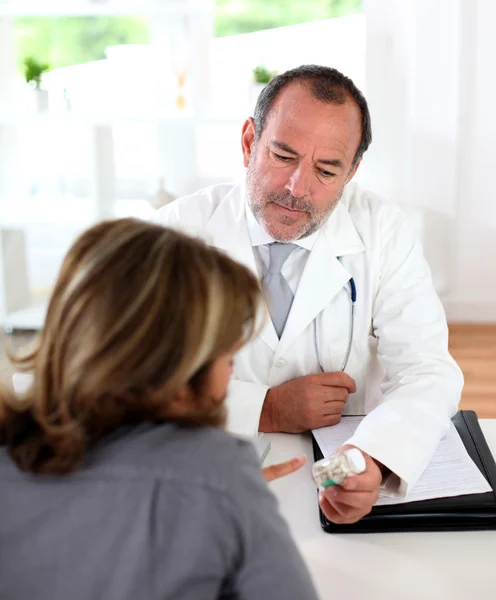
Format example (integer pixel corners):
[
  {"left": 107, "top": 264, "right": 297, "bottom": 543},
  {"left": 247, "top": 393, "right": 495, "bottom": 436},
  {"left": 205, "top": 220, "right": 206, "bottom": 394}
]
[{"left": 0, "top": 0, "right": 495, "bottom": 413}]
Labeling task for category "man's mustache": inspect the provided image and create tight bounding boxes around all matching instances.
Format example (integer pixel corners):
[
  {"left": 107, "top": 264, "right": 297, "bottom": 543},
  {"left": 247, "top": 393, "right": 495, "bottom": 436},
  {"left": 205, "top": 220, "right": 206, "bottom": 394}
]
[{"left": 267, "top": 192, "right": 315, "bottom": 215}]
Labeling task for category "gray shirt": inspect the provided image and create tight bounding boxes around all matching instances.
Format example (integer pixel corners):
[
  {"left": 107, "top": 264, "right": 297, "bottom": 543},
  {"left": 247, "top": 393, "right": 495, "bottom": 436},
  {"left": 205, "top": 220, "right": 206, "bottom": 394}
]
[{"left": 0, "top": 423, "right": 319, "bottom": 600}]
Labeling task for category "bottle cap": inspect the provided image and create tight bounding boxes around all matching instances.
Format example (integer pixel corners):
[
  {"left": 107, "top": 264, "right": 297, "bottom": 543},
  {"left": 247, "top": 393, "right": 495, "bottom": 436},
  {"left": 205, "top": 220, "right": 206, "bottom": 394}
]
[{"left": 344, "top": 448, "right": 366, "bottom": 474}]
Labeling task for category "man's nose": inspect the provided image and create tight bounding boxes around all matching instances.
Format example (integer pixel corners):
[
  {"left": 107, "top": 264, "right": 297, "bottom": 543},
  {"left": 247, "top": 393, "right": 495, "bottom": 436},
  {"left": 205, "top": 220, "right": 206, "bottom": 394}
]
[{"left": 285, "top": 162, "right": 311, "bottom": 198}]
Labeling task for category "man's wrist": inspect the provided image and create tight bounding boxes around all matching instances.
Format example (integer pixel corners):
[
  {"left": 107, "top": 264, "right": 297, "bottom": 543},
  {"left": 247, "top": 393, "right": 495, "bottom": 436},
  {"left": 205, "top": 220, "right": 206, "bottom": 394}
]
[{"left": 258, "top": 388, "right": 276, "bottom": 433}]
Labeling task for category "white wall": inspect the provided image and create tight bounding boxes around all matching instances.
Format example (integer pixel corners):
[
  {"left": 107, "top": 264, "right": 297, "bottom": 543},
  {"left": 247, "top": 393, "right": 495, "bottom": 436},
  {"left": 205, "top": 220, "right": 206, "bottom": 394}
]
[
  {"left": 450, "top": 0, "right": 496, "bottom": 321},
  {"left": 0, "top": 16, "right": 20, "bottom": 323},
  {"left": 0, "top": 17, "right": 19, "bottom": 209},
  {"left": 363, "top": 0, "right": 496, "bottom": 322},
  {"left": 210, "top": 16, "right": 366, "bottom": 119}
]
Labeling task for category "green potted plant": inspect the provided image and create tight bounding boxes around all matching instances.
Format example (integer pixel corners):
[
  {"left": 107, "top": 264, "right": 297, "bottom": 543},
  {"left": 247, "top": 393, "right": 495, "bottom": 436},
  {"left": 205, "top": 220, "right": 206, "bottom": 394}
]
[
  {"left": 23, "top": 57, "right": 50, "bottom": 112},
  {"left": 250, "top": 64, "right": 277, "bottom": 112},
  {"left": 252, "top": 65, "right": 277, "bottom": 85}
]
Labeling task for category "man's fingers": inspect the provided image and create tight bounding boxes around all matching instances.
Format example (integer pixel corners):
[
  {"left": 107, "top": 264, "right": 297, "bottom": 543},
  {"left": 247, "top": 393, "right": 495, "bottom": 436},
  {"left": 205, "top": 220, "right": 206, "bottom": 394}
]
[
  {"left": 322, "top": 387, "right": 349, "bottom": 403},
  {"left": 308, "top": 413, "right": 343, "bottom": 430},
  {"left": 318, "top": 492, "right": 364, "bottom": 524},
  {"left": 325, "top": 488, "right": 377, "bottom": 509},
  {"left": 315, "top": 371, "right": 356, "bottom": 393},
  {"left": 341, "top": 474, "right": 379, "bottom": 492},
  {"left": 328, "top": 501, "right": 365, "bottom": 523},
  {"left": 342, "top": 459, "right": 382, "bottom": 492},
  {"left": 322, "top": 399, "right": 346, "bottom": 413},
  {"left": 262, "top": 455, "right": 307, "bottom": 482},
  {"left": 310, "top": 384, "right": 349, "bottom": 407},
  {"left": 318, "top": 491, "right": 338, "bottom": 519}
]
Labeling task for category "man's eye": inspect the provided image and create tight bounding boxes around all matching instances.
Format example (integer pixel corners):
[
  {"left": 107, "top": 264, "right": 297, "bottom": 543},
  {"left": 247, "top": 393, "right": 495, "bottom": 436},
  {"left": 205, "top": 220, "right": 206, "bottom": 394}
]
[
  {"left": 272, "top": 152, "right": 293, "bottom": 162},
  {"left": 318, "top": 169, "right": 336, "bottom": 178}
]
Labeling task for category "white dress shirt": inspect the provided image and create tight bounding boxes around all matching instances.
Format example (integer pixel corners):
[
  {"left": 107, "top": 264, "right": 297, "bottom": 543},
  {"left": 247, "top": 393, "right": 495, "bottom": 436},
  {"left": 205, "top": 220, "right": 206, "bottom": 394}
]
[{"left": 245, "top": 202, "right": 319, "bottom": 297}]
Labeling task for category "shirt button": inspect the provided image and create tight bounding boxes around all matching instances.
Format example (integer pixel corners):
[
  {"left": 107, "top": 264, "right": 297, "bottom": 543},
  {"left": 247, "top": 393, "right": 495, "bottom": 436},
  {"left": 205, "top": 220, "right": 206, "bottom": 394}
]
[{"left": 275, "top": 359, "right": 287, "bottom": 368}]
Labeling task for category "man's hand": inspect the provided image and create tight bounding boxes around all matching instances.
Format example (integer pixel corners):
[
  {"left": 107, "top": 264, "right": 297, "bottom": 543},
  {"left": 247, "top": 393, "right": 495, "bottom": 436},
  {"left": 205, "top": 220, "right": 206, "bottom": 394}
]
[
  {"left": 259, "top": 372, "right": 356, "bottom": 433},
  {"left": 318, "top": 445, "right": 382, "bottom": 525},
  {"left": 262, "top": 455, "right": 307, "bottom": 482}
]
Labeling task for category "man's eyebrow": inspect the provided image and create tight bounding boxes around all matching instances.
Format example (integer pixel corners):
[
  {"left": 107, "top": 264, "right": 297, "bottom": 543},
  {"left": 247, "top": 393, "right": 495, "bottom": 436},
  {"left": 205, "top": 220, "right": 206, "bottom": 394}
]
[
  {"left": 316, "top": 158, "right": 344, "bottom": 170},
  {"left": 270, "top": 140, "right": 345, "bottom": 170},
  {"left": 270, "top": 140, "right": 299, "bottom": 155}
]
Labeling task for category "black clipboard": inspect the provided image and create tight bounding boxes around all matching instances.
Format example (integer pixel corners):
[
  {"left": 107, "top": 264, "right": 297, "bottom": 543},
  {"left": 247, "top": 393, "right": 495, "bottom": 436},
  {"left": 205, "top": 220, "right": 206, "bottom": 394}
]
[{"left": 312, "top": 410, "right": 496, "bottom": 533}]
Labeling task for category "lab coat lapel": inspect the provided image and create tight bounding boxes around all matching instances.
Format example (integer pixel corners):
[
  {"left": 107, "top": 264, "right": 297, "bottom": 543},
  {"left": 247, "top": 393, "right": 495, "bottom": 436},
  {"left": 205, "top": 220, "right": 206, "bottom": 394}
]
[
  {"left": 276, "top": 201, "right": 365, "bottom": 359},
  {"left": 205, "top": 185, "right": 279, "bottom": 351}
]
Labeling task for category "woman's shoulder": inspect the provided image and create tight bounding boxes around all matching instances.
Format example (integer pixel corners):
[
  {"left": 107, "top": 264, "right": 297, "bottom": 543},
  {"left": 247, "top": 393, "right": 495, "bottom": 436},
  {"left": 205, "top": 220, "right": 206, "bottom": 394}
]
[{"left": 85, "top": 423, "right": 260, "bottom": 493}]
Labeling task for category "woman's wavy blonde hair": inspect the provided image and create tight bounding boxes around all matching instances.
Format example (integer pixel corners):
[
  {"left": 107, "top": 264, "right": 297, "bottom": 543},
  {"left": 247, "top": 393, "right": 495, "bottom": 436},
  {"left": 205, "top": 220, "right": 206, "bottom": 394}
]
[{"left": 0, "top": 219, "right": 262, "bottom": 475}]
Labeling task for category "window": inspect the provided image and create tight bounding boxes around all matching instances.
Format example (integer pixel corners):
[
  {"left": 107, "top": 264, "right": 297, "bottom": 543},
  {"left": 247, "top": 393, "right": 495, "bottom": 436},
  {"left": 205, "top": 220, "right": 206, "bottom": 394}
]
[
  {"left": 215, "top": 0, "right": 362, "bottom": 37},
  {"left": 14, "top": 16, "right": 149, "bottom": 70}
]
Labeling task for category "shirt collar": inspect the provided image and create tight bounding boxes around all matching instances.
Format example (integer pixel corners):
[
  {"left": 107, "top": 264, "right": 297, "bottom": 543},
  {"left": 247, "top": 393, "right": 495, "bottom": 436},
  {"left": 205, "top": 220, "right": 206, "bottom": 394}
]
[{"left": 245, "top": 197, "right": 319, "bottom": 251}]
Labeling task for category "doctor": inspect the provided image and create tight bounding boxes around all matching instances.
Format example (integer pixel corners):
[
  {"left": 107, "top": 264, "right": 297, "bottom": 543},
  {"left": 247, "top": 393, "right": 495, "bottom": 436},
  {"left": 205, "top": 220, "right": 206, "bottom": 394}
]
[{"left": 156, "top": 64, "right": 463, "bottom": 524}]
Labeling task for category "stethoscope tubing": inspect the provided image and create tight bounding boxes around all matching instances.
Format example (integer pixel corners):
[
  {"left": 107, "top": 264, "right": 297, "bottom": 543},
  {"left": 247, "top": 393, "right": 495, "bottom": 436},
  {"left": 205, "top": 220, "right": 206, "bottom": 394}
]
[{"left": 315, "top": 276, "right": 356, "bottom": 372}]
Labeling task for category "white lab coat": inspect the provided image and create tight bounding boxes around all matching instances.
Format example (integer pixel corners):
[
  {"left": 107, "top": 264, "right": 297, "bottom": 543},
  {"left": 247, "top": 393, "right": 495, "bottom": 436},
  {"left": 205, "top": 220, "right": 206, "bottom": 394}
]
[{"left": 155, "top": 181, "right": 463, "bottom": 493}]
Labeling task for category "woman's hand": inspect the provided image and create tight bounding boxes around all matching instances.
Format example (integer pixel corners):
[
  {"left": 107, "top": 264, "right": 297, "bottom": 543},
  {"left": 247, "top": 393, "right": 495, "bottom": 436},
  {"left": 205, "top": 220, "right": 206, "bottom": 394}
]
[{"left": 262, "top": 455, "right": 307, "bottom": 482}]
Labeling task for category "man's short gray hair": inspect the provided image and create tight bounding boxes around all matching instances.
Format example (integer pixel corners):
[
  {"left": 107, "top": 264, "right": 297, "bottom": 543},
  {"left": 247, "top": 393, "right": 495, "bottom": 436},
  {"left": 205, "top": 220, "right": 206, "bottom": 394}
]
[{"left": 254, "top": 64, "right": 372, "bottom": 169}]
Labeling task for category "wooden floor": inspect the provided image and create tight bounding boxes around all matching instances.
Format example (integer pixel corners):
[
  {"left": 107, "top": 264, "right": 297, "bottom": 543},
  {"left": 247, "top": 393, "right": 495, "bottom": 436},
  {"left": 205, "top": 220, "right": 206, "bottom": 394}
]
[{"left": 449, "top": 324, "right": 496, "bottom": 418}]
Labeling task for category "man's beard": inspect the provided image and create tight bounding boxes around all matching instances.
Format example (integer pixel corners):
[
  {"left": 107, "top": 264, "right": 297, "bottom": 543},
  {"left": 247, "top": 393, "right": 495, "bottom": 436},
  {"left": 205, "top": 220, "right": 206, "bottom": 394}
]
[{"left": 246, "top": 165, "right": 343, "bottom": 241}]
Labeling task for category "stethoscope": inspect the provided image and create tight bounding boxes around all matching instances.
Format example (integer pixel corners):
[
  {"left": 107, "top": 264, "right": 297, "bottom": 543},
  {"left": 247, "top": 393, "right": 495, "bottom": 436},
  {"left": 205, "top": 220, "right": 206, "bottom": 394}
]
[{"left": 314, "top": 276, "right": 356, "bottom": 372}]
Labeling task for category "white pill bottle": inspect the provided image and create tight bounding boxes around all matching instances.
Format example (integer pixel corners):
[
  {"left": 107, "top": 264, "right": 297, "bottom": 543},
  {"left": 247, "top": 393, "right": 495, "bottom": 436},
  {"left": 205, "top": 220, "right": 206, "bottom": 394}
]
[{"left": 312, "top": 448, "right": 366, "bottom": 490}]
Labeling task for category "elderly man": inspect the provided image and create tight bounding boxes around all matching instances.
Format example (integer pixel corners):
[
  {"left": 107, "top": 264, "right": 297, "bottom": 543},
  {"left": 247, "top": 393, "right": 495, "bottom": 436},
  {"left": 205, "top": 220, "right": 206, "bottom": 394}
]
[{"left": 156, "top": 64, "right": 463, "bottom": 524}]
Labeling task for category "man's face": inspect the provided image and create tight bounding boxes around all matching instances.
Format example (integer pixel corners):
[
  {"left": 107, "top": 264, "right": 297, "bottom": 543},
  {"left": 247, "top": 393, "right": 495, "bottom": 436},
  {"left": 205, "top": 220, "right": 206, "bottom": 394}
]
[{"left": 243, "top": 83, "right": 363, "bottom": 241}]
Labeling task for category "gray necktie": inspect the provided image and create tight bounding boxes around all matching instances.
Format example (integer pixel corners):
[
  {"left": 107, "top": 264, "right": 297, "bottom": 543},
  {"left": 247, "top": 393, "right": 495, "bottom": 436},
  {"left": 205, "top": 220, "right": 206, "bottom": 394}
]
[{"left": 263, "top": 242, "right": 297, "bottom": 337}]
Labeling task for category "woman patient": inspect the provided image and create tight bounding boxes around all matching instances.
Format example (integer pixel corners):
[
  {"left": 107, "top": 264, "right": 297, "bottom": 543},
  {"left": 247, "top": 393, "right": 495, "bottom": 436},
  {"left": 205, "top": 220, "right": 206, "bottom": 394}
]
[{"left": 0, "top": 219, "right": 318, "bottom": 600}]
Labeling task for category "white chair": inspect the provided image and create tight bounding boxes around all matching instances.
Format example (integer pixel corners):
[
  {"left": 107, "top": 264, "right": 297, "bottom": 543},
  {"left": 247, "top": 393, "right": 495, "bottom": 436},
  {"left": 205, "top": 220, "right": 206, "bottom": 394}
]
[{"left": 0, "top": 227, "right": 45, "bottom": 332}]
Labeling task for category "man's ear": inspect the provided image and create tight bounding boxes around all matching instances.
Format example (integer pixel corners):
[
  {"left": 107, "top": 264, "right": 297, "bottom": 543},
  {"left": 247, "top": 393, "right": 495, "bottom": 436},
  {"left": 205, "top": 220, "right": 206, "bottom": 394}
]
[
  {"left": 346, "top": 157, "right": 362, "bottom": 184},
  {"left": 241, "top": 117, "right": 256, "bottom": 168}
]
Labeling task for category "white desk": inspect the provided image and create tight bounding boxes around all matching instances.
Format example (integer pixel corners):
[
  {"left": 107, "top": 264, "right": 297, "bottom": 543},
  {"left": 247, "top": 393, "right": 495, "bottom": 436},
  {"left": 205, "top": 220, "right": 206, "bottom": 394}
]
[{"left": 265, "top": 420, "right": 496, "bottom": 600}]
